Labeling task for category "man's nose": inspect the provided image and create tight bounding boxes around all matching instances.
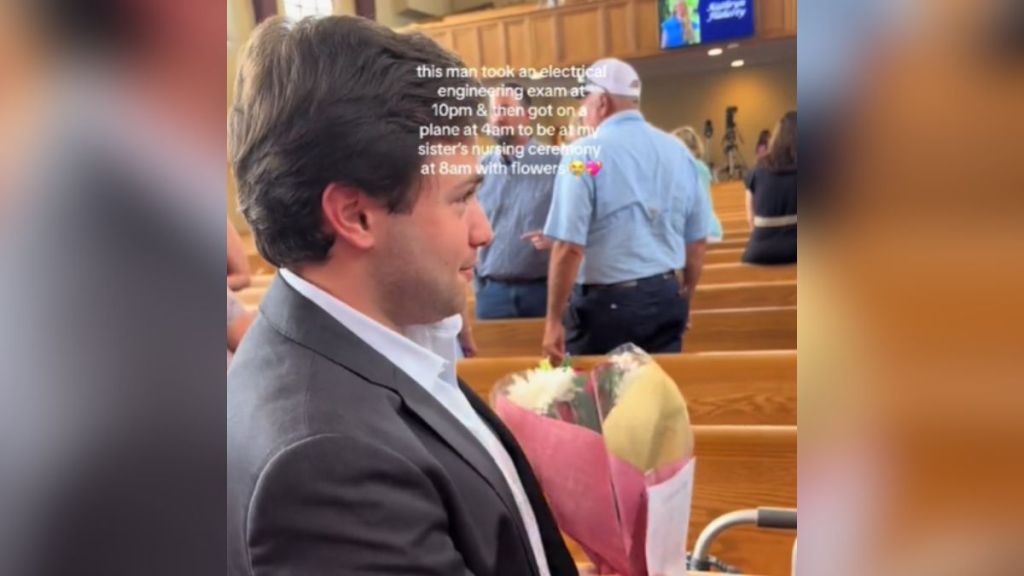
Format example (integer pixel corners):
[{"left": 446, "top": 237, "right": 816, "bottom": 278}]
[{"left": 468, "top": 197, "right": 493, "bottom": 249}]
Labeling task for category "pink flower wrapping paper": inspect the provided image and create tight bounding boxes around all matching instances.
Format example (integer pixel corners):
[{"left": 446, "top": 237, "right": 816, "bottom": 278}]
[{"left": 492, "top": 345, "right": 695, "bottom": 576}]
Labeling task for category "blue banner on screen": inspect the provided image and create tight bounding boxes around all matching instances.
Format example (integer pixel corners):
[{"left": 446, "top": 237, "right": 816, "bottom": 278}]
[{"left": 659, "top": 0, "right": 755, "bottom": 50}]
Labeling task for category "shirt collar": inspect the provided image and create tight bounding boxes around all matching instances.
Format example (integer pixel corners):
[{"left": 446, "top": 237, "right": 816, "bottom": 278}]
[
  {"left": 279, "top": 268, "right": 453, "bottom": 390},
  {"left": 597, "top": 110, "right": 645, "bottom": 134}
]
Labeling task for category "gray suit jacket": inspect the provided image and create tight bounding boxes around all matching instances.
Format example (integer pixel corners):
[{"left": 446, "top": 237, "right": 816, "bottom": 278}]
[{"left": 227, "top": 276, "right": 578, "bottom": 576}]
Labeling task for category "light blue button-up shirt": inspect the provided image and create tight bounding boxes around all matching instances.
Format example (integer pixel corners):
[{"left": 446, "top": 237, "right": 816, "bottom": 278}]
[
  {"left": 476, "top": 141, "right": 560, "bottom": 281},
  {"left": 278, "top": 269, "right": 552, "bottom": 576},
  {"left": 543, "top": 110, "right": 709, "bottom": 285}
]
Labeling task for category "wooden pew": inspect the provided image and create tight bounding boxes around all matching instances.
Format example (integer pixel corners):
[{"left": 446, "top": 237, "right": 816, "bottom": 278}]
[
  {"left": 562, "top": 425, "right": 796, "bottom": 576},
  {"left": 465, "top": 280, "right": 796, "bottom": 318},
  {"left": 687, "top": 425, "right": 796, "bottom": 576},
  {"left": 471, "top": 306, "right": 797, "bottom": 357},
  {"left": 691, "top": 281, "right": 795, "bottom": 310},
  {"left": 708, "top": 238, "right": 748, "bottom": 251},
  {"left": 244, "top": 276, "right": 796, "bottom": 326},
  {"left": 701, "top": 263, "right": 796, "bottom": 285},
  {"left": 458, "top": 351, "right": 797, "bottom": 426},
  {"left": 721, "top": 222, "right": 751, "bottom": 236},
  {"left": 704, "top": 248, "right": 744, "bottom": 265},
  {"left": 463, "top": 280, "right": 798, "bottom": 316}
]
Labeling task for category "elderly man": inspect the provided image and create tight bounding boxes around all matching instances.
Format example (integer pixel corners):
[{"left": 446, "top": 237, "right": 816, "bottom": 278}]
[
  {"left": 541, "top": 58, "right": 709, "bottom": 363},
  {"left": 473, "top": 83, "right": 561, "bottom": 319},
  {"left": 227, "top": 16, "right": 577, "bottom": 576}
]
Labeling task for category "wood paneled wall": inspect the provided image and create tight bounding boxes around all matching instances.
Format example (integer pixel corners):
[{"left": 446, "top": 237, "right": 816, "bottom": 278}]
[{"left": 403, "top": 0, "right": 796, "bottom": 69}]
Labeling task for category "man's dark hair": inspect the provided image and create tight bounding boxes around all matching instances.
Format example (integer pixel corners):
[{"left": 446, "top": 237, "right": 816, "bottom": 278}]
[
  {"left": 229, "top": 16, "right": 483, "bottom": 267},
  {"left": 500, "top": 82, "right": 531, "bottom": 109},
  {"left": 761, "top": 110, "right": 798, "bottom": 173}
]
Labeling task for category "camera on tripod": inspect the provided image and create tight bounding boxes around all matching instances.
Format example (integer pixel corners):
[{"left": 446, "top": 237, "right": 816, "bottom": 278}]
[
  {"left": 717, "top": 105, "right": 747, "bottom": 182},
  {"left": 725, "top": 106, "right": 739, "bottom": 130}
]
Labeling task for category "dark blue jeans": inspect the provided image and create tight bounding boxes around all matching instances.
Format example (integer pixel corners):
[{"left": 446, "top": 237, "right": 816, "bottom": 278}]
[
  {"left": 564, "top": 274, "right": 689, "bottom": 355},
  {"left": 474, "top": 277, "right": 548, "bottom": 319}
]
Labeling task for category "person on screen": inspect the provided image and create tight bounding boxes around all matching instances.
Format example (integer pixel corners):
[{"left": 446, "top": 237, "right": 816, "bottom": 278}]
[{"left": 661, "top": 0, "right": 697, "bottom": 49}]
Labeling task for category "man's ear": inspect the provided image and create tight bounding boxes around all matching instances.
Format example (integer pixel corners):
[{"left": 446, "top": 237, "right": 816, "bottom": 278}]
[
  {"left": 601, "top": 94, "right": 613, "bottom": 118},
  {"left": 321, "top": 182, "right": 377, "bottom": 250}
]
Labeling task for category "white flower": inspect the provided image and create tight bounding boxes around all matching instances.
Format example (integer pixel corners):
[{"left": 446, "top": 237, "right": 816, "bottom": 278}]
[
  {"left": 608, "top": 349, "right": 647, "bottom": 402},
  {"left": 505, "top": 367, "right": 577, "bottom": 415}
]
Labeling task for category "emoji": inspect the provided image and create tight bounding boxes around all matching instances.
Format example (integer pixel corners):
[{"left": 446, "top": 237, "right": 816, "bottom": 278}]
[
  {"left": 585, "top": 160, "right": 602, "bottom": 176},
  {"left": 568, "top": 160, "right": 586, "bottom": 177}
]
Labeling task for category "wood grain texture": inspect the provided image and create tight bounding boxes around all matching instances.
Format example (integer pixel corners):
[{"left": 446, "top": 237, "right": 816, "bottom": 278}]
[
  {"left": 691, "top": 281, "right": 796, "bottom": 310},
  {"left": 478, "top": 23, "right": 504, "bottom": 68},
  {"left": 451, "top": 27, "right": 481, "bottom": 69},
  {"left": 559, "top": 7, "right": 603, "bottom": 64},
  {"left": 504, "top": 19, "right": 529, "bottom": 69},
  {"left": 458, "top": 350, "right": 797, "bottom": 425},
  {"left": 701, "top": 264, "right": 796, "bottom": 285},
  {"left": 688, "top": 425, "right": 797, "bottom": 576},
  {"left": 528, "top": 14, "right": 558, "bottom": 65},
  {"left": 708, "top": 238, "right": 749, "bottom": 251},
  {"left": 704, "top": 248, "right": 744, "bottom": 264},
  {"left": 471, "top": 306, "right": 797, "bottom": 356},
  {"left": 403, "top": 0, "right": 798, "bottom": 64},
  {"left": 465, "top": 280, "right": 795, "bottom": 317}
]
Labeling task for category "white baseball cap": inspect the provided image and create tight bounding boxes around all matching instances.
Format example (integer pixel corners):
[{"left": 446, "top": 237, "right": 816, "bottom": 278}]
[{"left": 580, "top": 58, "right": 642, "bottom": 98}]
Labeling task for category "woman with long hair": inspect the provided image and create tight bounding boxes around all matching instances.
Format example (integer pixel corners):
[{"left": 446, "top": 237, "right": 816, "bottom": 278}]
[
  {"left": 673, "top": 125, "right": 724, "bottom": 242},
  {"left": 743, "top": 111, "right": 797, "bottom": 265}
]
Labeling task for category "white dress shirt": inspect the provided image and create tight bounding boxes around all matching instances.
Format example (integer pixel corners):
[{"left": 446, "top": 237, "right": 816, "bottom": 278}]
[{"left": 279, "top": 269, "right": 551, "bottom": 576}]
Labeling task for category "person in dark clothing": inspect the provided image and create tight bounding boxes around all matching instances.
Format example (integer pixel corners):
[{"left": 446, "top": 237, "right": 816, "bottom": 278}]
[{"left": 743, "top": 111, "right": 797, "bottom": 265}]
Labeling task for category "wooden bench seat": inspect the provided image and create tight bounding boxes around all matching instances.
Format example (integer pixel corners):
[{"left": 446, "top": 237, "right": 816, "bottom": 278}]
[
  {"left": 686, "top": 425, "right": 796, "bottom": 576},
  {"left": 243, "top": 276, "right": 796, "bottom": 317},
  {"left": 458, "top": 351, "right": 796, "bottom": 426},
  {"left": 690, "top": 281, "right": 795, "bottom": 310},
  {"left": 704, "top": 248, "right": 744, "bottom": 264},
  {"left": 464, "top": 280, "right": 795, "bottom": 317},
  {"left": 708, "top": 238, "right": 749, "bottom": 251},
  {"left": 471, "top": 306, "right": 797, "bottom": 356},
  {"left": 701, "top": 263, "right": 795, "bottom": 285}
]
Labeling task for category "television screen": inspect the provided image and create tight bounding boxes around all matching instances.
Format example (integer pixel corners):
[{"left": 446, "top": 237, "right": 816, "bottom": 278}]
[{"left": 659, "top": 0, "right": 755, "bottom": 50}]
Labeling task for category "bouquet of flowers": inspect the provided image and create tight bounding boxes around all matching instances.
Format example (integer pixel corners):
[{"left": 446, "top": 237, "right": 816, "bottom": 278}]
[{"left": 492, "top": 344, "right": 697, "bottom": 576}]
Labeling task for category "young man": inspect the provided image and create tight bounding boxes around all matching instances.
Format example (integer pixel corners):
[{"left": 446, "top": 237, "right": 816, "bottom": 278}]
[{"left": 227, "top": 16, "right": 577, "bottom": 576}]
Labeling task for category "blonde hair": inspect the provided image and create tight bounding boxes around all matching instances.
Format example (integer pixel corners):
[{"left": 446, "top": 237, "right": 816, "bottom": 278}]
[{"left": 672, "top": 126, "right": 704, "bottom": 159}]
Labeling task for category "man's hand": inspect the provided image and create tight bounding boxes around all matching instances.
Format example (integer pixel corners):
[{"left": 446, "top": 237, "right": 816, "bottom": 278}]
[
  {"left": 678, "top": 284, "right": 693, "bottom": 330},
  {"left": 542, "top": 319, "right": 566, "bottom": 365},
  {"left": 458, "top": 320, "right": 478, "bottom": 358},
  {"left": 520, "top": 230, "right": 553, "bottom": 251}
]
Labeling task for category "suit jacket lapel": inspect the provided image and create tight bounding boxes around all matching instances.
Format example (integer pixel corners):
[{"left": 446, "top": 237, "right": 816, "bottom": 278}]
[
  {"left": 260, "top": 275, "right": 543, "bottom": 574},
  {"left": 462, "top": 381, "right": 580, "bottom": 576},
  {"left": 395, "top": 371, "right": 541, "bottom": 576}
]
